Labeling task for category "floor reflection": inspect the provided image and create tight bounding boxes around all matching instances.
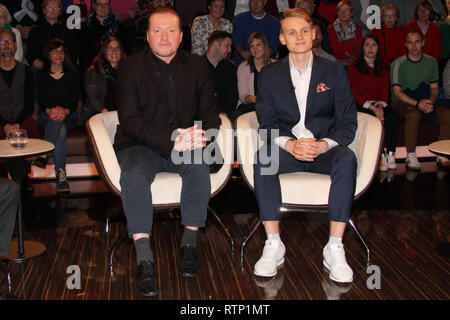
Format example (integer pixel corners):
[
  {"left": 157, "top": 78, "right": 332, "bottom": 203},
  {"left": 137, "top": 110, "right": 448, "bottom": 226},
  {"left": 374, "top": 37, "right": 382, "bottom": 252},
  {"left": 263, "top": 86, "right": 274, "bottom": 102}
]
[
  {"left": 320, "top": 268, "right": 352, "bottom": 300},
  {"left": 255, "top": 271, "right": 285, "bottom": 300}
]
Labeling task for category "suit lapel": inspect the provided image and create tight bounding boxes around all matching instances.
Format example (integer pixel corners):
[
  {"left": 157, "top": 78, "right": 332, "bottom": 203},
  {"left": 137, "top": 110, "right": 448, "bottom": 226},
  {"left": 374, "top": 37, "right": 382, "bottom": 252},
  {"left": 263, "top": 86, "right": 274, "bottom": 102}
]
[
  {"left": 306, "top": 55, "right": 321, "bottom": 119},
  {"left": 280, "top": 56, "right": 300, "bottom": 121}
]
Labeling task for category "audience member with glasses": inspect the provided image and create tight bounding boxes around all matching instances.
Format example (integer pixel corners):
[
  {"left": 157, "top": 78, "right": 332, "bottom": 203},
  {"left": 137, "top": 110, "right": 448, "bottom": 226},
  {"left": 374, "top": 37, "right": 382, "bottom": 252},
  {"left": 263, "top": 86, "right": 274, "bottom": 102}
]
[
  {"left": 0, "top": 29, "right": 39, "bottom": 192},
  {"left": 80, "top": 36, "right": 126, "bottom": 124},
  {"left": 0, "top": 4, "right": 23, "bottom": 62}
]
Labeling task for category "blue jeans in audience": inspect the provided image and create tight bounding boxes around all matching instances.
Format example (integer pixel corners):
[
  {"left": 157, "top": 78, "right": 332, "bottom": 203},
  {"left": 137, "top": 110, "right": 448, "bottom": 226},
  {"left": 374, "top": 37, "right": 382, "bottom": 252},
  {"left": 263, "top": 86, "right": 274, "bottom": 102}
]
[{"left": 37, "top": 112, "right": 78, "bottom": 171}]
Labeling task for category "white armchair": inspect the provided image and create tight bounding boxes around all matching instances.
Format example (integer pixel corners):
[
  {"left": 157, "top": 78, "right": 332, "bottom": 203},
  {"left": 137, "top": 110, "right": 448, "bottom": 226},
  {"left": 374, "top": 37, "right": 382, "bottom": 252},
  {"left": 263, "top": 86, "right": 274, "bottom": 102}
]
[
  {"left": 86, "top": 111, "right": 235, "bottom": 274},
  {"left": 235, "top": 111, "right": 383, "bottom": 266}
]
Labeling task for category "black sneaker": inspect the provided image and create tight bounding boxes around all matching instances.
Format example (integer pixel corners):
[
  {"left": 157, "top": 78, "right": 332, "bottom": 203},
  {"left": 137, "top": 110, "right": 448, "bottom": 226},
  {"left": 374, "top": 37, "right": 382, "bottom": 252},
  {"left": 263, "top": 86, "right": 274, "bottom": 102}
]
[
  {"left": 136, "top": 260, "right": 159, "bottom": 297},
  {"left": 179, "top": 245, "right": 200, "bottom": 277},
  {"left": 55, "top": 168, "right": 70, "bottom": 193}
]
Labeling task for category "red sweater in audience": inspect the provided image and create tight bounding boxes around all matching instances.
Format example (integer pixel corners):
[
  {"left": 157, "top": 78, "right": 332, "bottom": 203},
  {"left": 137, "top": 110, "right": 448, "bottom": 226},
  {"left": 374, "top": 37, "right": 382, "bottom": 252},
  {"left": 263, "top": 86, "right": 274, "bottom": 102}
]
[
  {"left": 404, "top": 20, "right": 442, "bottom": 62},
  {"left": 372, "top": 26, "right": 406, "bottom": 67},
  {"left": 327, "top": 23, "right": 362, "bottom": 62},
  {"left": 347, "top": 64, "right": 390, "bottom": 108}
]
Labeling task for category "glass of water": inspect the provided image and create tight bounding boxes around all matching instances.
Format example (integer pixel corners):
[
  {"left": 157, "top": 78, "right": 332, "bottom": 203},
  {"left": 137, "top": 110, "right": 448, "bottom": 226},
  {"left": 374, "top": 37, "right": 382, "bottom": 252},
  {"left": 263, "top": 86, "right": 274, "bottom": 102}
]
[{"left": 8, "top": 129, "right": 28, "bottom": 150}]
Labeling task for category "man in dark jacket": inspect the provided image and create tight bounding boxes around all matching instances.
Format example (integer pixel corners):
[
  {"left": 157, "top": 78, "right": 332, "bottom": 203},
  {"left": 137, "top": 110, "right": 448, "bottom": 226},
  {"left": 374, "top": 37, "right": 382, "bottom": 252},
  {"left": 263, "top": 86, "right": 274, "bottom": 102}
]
[{"left": 114, "top": 7, "right": 221, "bottom": 297}]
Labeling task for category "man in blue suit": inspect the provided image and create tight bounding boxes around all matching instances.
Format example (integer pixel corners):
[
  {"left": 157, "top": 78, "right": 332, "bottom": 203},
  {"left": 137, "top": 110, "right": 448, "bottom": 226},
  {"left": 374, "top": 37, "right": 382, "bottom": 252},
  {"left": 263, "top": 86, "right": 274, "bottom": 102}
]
[{"left": 253, "top": 8, "right": 357, "bottom": 283}]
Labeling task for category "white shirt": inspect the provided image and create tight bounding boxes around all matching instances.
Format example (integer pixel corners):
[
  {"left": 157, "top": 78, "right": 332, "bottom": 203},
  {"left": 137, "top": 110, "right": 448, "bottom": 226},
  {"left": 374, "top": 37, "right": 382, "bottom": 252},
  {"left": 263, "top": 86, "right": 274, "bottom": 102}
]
[{"left": 275, "top": 52, "right": 337, "bottom": 151}]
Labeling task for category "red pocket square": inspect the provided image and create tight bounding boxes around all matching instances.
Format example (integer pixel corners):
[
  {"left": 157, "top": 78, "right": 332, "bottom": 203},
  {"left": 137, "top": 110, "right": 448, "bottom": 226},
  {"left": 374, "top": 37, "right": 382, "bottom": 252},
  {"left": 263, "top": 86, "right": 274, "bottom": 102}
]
[{"left": 316, "top": 82, "right": 330, "bottom": 93}]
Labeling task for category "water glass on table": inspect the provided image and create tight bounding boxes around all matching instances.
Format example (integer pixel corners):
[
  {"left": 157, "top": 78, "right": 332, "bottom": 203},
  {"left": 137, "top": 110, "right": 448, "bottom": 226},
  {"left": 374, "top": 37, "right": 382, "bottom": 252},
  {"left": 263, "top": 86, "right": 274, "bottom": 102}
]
[{"left": 8, "top": 129, "right": 28, "bottom": 150}]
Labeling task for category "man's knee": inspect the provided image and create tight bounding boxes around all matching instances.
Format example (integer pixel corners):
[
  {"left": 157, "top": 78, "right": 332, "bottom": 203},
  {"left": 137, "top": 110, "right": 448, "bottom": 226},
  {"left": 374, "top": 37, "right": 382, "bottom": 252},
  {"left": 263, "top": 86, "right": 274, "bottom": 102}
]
[{"left": 333, "top": 147, "right": 357, "bottom": 168}]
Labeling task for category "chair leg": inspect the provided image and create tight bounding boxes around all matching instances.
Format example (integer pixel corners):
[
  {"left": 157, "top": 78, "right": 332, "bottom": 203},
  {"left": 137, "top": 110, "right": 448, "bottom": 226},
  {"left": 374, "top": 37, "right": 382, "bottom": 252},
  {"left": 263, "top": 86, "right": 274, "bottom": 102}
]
[
  {"left": 208, "top": 206, "right": 235, "bottom": 256},
  {"left": 348, "top": 218, "right": 371, "bottom": 267},
  {"left": 240, "top": 218, "right": 262, "bottom": 268},
  {"left": 108, "top": 226, "right": 128, "bottom": 276},
  {"left": 0, "top": 260, "right": 11, "bottom": 293}
]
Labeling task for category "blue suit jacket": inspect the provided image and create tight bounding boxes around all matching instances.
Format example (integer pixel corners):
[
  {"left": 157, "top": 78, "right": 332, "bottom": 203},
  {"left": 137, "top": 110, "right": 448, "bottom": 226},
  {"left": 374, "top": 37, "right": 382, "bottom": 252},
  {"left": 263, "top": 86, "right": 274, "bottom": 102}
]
[{"left": 255, "top": 54, "right": 357, "bottom": 147}]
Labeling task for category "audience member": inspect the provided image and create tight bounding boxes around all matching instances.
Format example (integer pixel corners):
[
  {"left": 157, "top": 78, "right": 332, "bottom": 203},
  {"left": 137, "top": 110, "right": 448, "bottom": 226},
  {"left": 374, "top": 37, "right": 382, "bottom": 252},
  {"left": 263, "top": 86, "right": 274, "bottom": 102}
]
[
  {"left": 236, "top": 32, "right": 274, "bottom": 118},
  {"left": 347, "top": 34, "right": 398, "bottom": 171},
  {"left": 390, "top": 30, "right": 450, "bottom": 170},
  {"left": 26, "top": 0, "right": 78, "bottom": 70},
  {"left": 0, "top": 178, "right": 20, "bottom": 259},
  {"left": 205, "top": 30, "right": 238, "bottom": 118},
  {"left": 378, "top": 0, "right": 447, "bottom": 27},
  {"left": 232, "top": 0, "right": 280, "bottom": 64},
  {"left": 0, "top": 5, "right": 23, "bottom": 62},
  {"left": 191, "top": 0, "right": 233, "bottom": 56},
  {"left": 312, "top": 24, "right": 336, "bottom": 61},
  {"left": 327, "top": 0, "right": 362, "bottom": 65},
  {"left": 0, "top": 29, "right": 38, "bottom": 190},
  {"left": 371, "top": 3, "right": 406, "bottom": 67},
  {"left": 82, "top": 0, "right": 129, "bottom": 73},
  {"left": 295, "top": 0, "right": 334, "bottom": 55},
  {"left": 404, "top": 0, "right": 442, "bottom": 62},
  {"left": 80, "top": 37, "right": 125, "bottom": 124},
  {"left": 36, "top": 38, "right": 79, "bottom": 193}
]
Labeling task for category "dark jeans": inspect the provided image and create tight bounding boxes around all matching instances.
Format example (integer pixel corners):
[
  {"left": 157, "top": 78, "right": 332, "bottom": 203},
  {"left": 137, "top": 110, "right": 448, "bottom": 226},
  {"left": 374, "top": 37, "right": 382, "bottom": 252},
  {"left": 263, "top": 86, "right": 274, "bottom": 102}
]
[
  {"left": 37, "top": 112, "right": 78, "bottom": 171},
  {"left": 357, "top": 105, "right": 398, "bottom": 153},
  {"left": 116, "top": 145, "right": 211, "bottom": 237},
  {"left": 254, "top": 144, "right": 357, "bottom": 223},
  {"left": 0, "top": 178, "right": 20, "bottom": 257}
]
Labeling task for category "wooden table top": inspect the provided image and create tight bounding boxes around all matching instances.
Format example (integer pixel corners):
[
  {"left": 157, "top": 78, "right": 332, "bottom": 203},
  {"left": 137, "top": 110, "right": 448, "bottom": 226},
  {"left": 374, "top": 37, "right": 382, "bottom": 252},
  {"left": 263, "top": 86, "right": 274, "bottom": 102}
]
[
  {"left": 0, "top": 139, "right": 54, "bottom": 159},
  {"left": 428, "top": 140, "right": 450, "bottom": 157}
]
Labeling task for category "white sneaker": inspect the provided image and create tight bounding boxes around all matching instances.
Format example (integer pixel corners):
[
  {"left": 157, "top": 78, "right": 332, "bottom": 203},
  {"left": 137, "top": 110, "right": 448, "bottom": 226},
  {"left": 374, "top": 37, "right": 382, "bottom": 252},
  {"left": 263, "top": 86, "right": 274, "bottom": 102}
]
[
  {"left": 254, "top": 239, "right": 285, "bottom": 277},
  {"left": 378, "top": 154, "right": 388, "bottom": 171},
  {"left": 323, "top": 243, "right": 353, "bottom": 283},
  {"left": 406, "top": 154, "right": 421, "bottom": 171},
  {"left": 387, "top": 152, "right": 397, "bottom": 170}
]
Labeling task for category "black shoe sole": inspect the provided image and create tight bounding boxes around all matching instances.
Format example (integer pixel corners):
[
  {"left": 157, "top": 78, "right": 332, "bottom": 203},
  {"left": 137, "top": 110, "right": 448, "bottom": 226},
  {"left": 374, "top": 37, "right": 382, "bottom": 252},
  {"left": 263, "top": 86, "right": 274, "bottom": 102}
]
[{"left": 136, "top": 285, "right": 159, "bottom": 297}]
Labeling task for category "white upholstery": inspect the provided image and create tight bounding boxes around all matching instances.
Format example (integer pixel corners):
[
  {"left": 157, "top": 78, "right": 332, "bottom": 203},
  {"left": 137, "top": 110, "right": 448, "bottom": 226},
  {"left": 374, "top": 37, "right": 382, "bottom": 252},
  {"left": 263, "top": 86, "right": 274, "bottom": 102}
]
[
  {"left": 236, "top": 111, "right": 383, "bottom": 206},
  {"left": 87, "top": 111, "right": 234, "bottom": 205}
]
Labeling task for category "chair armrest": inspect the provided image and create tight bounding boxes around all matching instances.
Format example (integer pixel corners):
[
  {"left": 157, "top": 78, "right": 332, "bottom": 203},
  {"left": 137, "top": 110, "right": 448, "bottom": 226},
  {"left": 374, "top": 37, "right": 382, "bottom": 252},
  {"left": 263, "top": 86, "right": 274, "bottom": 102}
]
[
  {"left": 86, "top": 111, "right": 121, "bottom": 195},
  {"left": 348, "top": 112, "right": 383, "bottom": 198}
]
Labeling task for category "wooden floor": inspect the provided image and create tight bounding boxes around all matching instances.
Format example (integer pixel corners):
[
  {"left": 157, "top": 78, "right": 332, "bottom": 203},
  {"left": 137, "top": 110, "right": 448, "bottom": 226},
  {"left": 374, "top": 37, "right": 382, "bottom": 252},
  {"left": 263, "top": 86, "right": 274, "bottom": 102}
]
[{"left": 0, "top": 163, "right": 449, "bottom": 300}]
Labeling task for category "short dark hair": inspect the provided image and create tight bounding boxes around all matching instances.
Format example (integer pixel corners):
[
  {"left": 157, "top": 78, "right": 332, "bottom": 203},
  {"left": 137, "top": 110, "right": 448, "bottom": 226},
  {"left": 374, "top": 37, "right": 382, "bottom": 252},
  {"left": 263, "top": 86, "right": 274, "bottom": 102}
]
[
  {"left": 207, "top": 30, "right": 232, "bottom": 48},
  {"left": 406, "top": 29, "right": 424, "bottom": 42},
  {"left": 148, "top": 6, "right": 182, "bottom": 30}
]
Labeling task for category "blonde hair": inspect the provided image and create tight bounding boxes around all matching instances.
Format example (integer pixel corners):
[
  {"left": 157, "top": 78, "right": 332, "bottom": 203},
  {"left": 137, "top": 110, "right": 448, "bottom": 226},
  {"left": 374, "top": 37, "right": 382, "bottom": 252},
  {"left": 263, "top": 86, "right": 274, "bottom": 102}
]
[
  {"left": 280, "top": 8, "right": 313, "bottom": 33},
  {"left": 0, "top": 4, "right": 12, "bottom": 24}
]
